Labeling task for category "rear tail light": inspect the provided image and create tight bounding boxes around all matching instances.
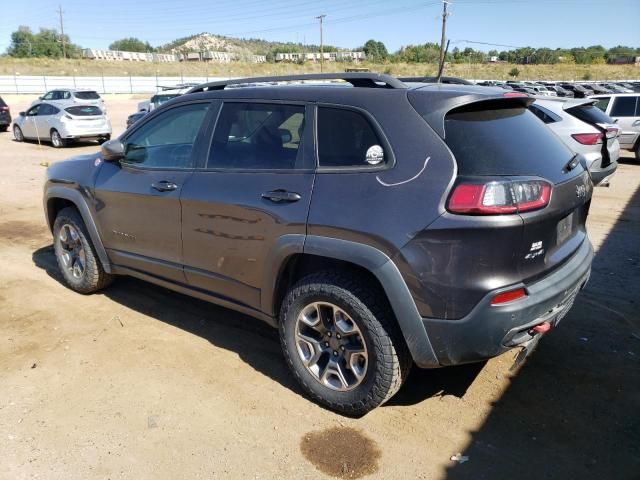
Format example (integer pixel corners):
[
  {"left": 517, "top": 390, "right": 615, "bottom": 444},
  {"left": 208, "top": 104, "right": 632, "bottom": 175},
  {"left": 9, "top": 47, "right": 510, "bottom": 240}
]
[
  {"left": 605, "top": 126, "right": 620, "bottom": 139},
  {"left": 571, "top": 132, "right": 603, "bottom": 145},
  {"left": 0, "top": 106, "right": 8, "bottom": 111},
  {"left": 503, "top": 92, "right": 528, "bottom": 98},
  {"left": 491, "top": 287, "right": 527, "bottom": 305},
  {"left": 448, "top": 179, "right": 551, "bottom": 215}
]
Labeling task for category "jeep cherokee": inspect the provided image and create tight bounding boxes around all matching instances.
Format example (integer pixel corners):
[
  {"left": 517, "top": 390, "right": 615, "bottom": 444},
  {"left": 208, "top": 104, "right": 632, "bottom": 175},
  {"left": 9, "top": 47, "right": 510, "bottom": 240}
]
[{"left": 43, "top": 73, "right": 594, "bottom": 415}]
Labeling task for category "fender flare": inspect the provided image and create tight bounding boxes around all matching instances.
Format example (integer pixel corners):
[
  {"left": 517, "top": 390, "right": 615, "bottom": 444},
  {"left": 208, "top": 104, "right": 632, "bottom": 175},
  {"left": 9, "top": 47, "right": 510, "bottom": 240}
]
[
  {"left": 265, "top": 235, "right": 439, "bottom": 368},
  {"left": 44, "top": 185, "right": 112, "bottom": 273}
]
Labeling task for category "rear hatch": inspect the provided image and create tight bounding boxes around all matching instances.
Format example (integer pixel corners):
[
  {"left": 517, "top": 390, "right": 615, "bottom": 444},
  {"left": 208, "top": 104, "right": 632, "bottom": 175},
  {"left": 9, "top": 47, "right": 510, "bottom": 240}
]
[
  {"left": 563, "top": 101, "right": 620, "bottom": 168},
  {"left": 64, "top": 105, "right": 107, "bottom": 128},
  {"left": 411, "top": 93, "right": 592, "bottom": 285}
]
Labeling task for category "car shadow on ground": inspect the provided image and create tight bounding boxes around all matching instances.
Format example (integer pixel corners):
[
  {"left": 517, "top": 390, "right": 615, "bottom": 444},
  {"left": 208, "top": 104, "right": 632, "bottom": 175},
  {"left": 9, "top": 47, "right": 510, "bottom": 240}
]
[
  {"left": 32, "top": 245, "right": 481, "bottom": 409},
  {"left": 442, "top": 181, "right": 640, "bottom": 480}
]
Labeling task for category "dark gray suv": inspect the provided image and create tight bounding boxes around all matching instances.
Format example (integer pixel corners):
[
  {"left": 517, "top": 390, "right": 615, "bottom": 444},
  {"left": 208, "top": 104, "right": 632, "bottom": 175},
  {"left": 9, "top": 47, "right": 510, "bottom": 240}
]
[{"left": 43, "top": 74, "right": 594, "bottom": 415}]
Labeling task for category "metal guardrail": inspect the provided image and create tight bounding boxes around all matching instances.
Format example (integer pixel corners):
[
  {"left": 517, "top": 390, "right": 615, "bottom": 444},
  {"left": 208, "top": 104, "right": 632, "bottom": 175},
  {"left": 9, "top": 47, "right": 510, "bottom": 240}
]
[{"left": 0, "top": 75, "right": 228, "bottom": 94}]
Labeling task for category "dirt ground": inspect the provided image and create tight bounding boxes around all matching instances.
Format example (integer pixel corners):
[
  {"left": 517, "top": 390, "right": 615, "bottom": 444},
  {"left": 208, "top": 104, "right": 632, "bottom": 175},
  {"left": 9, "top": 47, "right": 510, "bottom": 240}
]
[{"left": 0, "top": 94, "right": 638, "bottom": 480}]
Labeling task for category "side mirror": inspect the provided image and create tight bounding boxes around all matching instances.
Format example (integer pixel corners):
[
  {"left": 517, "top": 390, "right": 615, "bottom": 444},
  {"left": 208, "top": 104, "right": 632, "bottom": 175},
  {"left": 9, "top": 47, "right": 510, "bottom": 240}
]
[
  {"left": 19, "top": 111, "right": 25, "bottom": 117},
  {"left": 101, "top": 139, "right": 125, "bottom": 162},
  {"left": 39, "top": 96, "right": 43, "bottom": 100}
]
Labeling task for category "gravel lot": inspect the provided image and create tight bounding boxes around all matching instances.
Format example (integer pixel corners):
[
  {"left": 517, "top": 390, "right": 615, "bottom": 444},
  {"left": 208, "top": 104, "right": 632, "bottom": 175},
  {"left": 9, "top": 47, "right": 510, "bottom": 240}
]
[{"left": 0, "top": 94, "right": 638, "bottom": 480}]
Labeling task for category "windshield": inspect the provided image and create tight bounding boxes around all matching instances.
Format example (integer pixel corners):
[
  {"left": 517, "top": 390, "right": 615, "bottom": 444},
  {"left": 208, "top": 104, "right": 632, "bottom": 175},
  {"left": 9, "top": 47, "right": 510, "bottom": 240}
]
[{"left": 75, "top": 91, "right": 101, "bottom": 100}]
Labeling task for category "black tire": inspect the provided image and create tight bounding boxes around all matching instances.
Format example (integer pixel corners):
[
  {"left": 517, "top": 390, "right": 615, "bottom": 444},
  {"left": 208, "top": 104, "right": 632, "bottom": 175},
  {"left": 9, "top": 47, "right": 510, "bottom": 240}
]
[
  {"left": 279, "top": 271, "right": 411, "bottom": 416},
  {"left": 635, "top": 142, "right": 640, "bottom": 162},
  {"left": 50, "top": 129, "right": 65, "bottom": 148},
  {"left": 13, "top": 125, "right": 23, "bottom": 142},
  {"left": 53, "top": 207, "right": 113, "bottom": 293},
  {"left": 97, "top": 135, "right": 110, "bottom": 145},
  {"left": 0, "top": 125, "right": 8, "bottom": 132}
]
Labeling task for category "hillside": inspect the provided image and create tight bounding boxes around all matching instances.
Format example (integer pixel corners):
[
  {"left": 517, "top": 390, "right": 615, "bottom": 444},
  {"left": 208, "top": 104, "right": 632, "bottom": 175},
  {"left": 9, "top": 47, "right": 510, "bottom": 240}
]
[{"left": 157, "top": 33, "right": 335, "bottom": 56}]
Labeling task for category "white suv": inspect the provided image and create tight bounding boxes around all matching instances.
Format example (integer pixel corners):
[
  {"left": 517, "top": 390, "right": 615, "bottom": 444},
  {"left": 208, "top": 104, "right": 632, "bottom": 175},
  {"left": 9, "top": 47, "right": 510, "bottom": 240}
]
[{"left": 592, "top": 93, "right": 640, "bottom": 161}]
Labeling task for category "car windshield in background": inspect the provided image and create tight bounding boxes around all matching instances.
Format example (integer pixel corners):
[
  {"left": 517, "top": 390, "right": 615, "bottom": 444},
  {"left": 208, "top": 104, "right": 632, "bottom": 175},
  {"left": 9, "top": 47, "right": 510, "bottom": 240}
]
[
  {"left": 75, "top": 91, "right": 101, "bottom": 100},
  {"left": 151, "top": 94, "right": 181, "bottom": 107},
  {"left": 566, "top": 104, "right": 615, "bottom": 125},
  {"left": 65, "top": 106, "right": 103, "bottom": 116}
]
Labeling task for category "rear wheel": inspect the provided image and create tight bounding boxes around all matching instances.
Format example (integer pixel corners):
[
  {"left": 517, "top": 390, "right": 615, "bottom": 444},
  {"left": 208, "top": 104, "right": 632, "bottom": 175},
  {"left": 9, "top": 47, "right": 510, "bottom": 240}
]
[
  {"left": 53, "top": 207, "right": 113, "bottom": 293},
  {"left": 50, "top": 129, "right": 65, "bottom": 148},
  {"left": 97, "top": 134, "right": 110, "bottom": 145},
  {"left": 13, "top": 125, "right": 23, "bottom": 142},
  {"left": 279, "top": 271, "right": 411, "bottom": 416}
]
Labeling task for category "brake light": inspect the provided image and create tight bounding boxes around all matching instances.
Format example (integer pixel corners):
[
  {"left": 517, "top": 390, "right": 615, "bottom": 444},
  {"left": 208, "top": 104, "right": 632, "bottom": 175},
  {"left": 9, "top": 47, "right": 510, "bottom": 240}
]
[
  {"left": 503, "top": 92, "right": 528, "bottom": 98},
  {"left": 0, "top": 106, "right": 8, "bottom": 111},
  {"left": 605, "top": 126, "right": 619, "bottom": 139},
  {"left": 491, "top": 288, "right": 527, "bottom": 305},
  {"left": 448, "top": 179, "right": 551, "bottom": 215},
  {"left": 571, "top": 132, "right": 603, "bottom": 145}
]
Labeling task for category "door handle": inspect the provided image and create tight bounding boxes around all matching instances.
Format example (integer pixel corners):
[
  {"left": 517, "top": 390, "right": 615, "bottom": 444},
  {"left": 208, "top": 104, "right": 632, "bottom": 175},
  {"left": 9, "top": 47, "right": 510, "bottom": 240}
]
[
  {"left": 151, "top": 181, "right": 178, "bottom": 192},
  {"left": 261, "top": 190, "right": 301, "bottom": 203}
]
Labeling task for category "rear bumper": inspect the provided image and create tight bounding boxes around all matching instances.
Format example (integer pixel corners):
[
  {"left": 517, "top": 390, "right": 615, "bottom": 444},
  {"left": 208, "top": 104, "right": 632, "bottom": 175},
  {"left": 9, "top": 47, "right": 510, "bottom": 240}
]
[
  {"left": 0, "top": 113, "right": 10, "bottom": 126},
  {"left": 422, "top": 238, "right": 593, "bottom": 366}
]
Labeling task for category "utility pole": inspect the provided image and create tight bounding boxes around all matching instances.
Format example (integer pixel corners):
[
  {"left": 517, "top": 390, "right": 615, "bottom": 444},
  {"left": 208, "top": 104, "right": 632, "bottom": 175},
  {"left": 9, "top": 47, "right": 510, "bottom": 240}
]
[
  {"left": 316, "top": 14, "right": 326, "bottom": 72},
  {"left": 437, "top": 0, "right": 449, "bottom": 82},
  {"left": 57, "top": 5, "right": 66, "bottom": 59}
]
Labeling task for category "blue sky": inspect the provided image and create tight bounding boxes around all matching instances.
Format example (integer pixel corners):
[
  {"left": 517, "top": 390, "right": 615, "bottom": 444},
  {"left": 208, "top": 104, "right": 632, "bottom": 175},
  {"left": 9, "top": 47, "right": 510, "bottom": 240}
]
[{"left": 1, "top": 0, "right": 639, "bottom": 53}]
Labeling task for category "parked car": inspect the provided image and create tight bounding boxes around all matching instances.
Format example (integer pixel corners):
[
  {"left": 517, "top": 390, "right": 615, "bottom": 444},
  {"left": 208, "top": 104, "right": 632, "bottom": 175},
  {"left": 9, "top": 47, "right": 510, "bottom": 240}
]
[
  {"left": 33, "top": 89, "right": 107, "bottom": 112},
  {"left": 0, "top": 96, "right": 10, "bottom": 132},
  {"left": 599, "top": 83, "right": 633, "bottom": 94},
  {"left": 548, "top": 85, "right": 574, "bottom": 97},
  {"left": 43, "top": 73, "right": 594, "bottom": 415},
  {"left": 530, "top": 98, "right": 619, "bottom": 186},
  {"left": 126, "top": 85, "right": 192, "bottom": 128},
  {"left": 14, "top": 102, "right": 111, "bottom": 148},
  {"left": 591, "top": 93, "right": 640, "bottom": 160},
  {"left": 560, "top": 83, "right": 591, "bottom": 98},
  {"left": 581, "top": 84, "right": 612, "bottom": 95}
]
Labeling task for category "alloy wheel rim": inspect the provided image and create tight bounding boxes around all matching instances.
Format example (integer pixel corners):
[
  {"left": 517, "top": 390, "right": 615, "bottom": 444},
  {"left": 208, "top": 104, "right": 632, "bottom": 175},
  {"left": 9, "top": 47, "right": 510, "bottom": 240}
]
[
  {"left": 295, "top": 302, "right": 368, "bottom": 392},
  {"left": 58, "top": 224, "right": 86, "bottom": 279},
  {"left": 14, "top": 126, "right": 22, "bottom": 141},
  {"left": 52, "top": 131, "right": 61, "bottom": 147}
]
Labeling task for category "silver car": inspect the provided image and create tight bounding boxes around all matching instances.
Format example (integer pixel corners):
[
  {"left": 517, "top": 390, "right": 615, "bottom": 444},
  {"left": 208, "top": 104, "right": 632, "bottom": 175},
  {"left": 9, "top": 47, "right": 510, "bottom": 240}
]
[
  {"left": 13, "top": 102, "right": 112, "bottom": 148},
  {"left": 33, "top": 89, "right": 107, "bottom": 113},
  {"left": 530, "top": 97, "right": 619, "bottom": 186},
  {"left": 591, "top": 93, "right": 640, "bottom": 161}
]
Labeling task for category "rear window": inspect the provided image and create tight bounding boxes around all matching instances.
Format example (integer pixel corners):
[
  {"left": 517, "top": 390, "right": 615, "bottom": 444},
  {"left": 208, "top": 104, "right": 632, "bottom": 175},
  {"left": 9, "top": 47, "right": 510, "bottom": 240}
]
[
  {"left": 594, "top": 97, "right": 611, "bottom": 112},
  {"left": 65, "top": 106, "right": 103, "bottom": 116},
  {"left": 151, "top": 94, "right": 180, "bottom": 107},
  {"left": 566, "top": 104, "right": 614, "bottom": 125},
  {"left": 74, "top": 91, "right": 100, "bottom": 100},
  {"left": 443, "top": 102, "right": 574, "bottom": 180}
]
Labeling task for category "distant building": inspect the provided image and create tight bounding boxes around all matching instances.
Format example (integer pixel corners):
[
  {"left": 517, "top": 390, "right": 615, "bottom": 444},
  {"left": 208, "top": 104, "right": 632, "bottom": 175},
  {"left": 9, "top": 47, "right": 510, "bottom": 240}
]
[{"left": 276, "top": 51, "right": 365, "bottom": 63}]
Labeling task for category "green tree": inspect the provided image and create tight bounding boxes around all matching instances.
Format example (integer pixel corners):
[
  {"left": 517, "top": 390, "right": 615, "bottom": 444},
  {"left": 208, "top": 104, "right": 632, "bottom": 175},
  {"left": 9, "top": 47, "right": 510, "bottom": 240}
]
[
  {"left": 362, "top": 39, "right": 389, "bottom": 63},
  {"left": 7, "top": 26, "right": 80, "bottom": 58},
  {"left": 109, "top": 37, "right": 155, "bottom": 52}
]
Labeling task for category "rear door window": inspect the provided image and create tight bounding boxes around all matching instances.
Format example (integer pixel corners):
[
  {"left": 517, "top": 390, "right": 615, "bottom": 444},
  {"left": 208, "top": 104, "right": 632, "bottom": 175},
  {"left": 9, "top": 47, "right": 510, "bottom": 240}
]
[
  {"left": 610, "top": 96, "right": 638, "bottom": 117},
  {"left": 317, "top": 107, "right": 384, "bottom": 168},
  {"left": 208, "top": 102, "right": 307, "bottom": 170}
]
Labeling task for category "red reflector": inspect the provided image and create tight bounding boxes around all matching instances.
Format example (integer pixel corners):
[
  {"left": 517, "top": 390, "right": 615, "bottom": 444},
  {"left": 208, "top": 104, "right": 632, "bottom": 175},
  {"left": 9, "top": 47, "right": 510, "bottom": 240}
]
[
  {"left": 530, "top": 322, "right": 552, "bottom": 334},
  {"left": 571, "top": 133, "right": 603, "bottom": 145},
  {"left": 491, "top": 288, "right": 527, "bottom": 305}
]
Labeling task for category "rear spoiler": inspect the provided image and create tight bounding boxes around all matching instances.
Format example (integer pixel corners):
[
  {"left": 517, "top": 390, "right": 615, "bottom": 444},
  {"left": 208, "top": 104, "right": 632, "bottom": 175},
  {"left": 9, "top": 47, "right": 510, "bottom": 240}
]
[{"left": 415, "top": 93, "right": 534, "bottom": 139}]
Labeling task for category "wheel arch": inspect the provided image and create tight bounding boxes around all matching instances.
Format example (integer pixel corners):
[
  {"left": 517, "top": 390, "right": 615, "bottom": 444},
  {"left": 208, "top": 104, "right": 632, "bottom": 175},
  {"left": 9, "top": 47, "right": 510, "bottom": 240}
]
[
  {"left": 266, "top": 235, "right": 440, "bottom": 368},
  {"left": 45, "top": 186, "right": 112, "bottom": 273}
]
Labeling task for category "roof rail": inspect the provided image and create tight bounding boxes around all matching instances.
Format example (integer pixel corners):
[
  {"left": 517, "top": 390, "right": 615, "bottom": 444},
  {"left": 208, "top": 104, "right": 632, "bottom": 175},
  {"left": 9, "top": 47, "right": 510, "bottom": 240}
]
[{"left": 186, "top": 73, "right": 407, "bottom": 93}]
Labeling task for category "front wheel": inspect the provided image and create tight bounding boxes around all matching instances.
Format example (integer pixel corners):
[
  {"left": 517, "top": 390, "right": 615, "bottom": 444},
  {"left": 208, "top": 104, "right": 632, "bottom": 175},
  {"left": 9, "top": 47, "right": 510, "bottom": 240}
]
[
  {"left": 279, "top": 271, "right": 411, "bottom": 416},
  {"left": 13, "top": 125, "right": 24, "bottom": 142},
  {"left": 53, "top": 207, "right": 113, "bottom": 293}
]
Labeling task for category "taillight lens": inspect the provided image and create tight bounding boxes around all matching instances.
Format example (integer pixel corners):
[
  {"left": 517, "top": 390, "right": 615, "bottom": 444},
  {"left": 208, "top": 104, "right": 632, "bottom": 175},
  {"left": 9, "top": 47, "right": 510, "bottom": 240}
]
[
  {"left": 491, "top": 288, "right": 527, "bottom": 305},
  {"left": 605, "top": 127, "right": 619, "bottom": 139},
  {"left": 0, "top": 106, "right": 8, "bottom": 111},
  {"left": 448, "top": 179, "right": 551, "bottom": 215},
  {"left": 571, "top": 132, "right": 603, "bottom": 145}
]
